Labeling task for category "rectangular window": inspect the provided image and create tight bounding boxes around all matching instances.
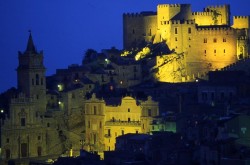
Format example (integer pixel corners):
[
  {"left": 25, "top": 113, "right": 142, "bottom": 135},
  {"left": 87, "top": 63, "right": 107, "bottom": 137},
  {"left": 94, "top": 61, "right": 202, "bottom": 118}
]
[
  {"left": 128, "top": 118, "right": 131, "bottom": 122},
  {"left": 224, "top": 49, "right": 226, "bottom": 53},
  {"left": 175, "top": 27, "right": 178, "bottom": 34},
  {"left": 108, "top": 129, "right": 111, "bottom": 136},
  {"left": 21, "top": 118, "right": 26, "bottom": 126},
  {"left": 204, "top": 38, "right": 207, "bottom": 43},
  {"left": 128, "top": 108, "right": 130, "bottom": 112},
  {"left": 213, "top": 38, "right": 217, "bottom": 43},
  {"left": 148, "top": 109, "right": 152, "bottom": 116},
  {"left": 214, "top": 49, "right": 216, "bottom": 54},
  {"left": 188, "top": 27, "right": 191, "bottom": 34},
  {"left": 204, "top": 50, "right": 207, "bottom": 54},
  {"left": 223, "top": 38, "right": 226, "bottom": 42},
  {"left": 175, "top": 37, "right": 178, "bottom": 41},
  {"left": 121, "top": 130, "right": 124, "bottom": 135}
]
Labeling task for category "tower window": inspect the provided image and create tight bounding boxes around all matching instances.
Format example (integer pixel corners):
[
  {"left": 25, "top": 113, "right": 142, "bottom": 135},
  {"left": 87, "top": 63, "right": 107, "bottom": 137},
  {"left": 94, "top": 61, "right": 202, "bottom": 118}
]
[
  {"left": 121, "top": 130, "right": 124, "bottom": 135},
  {"left": 100, "top": 121, "right": 102, "bottom": 128},
  {"left": 108, "top": 129, "right": 111, "bottom": 136},
  {"left": 188, "top": 27, "right": 191, "bottom": 34},
  {"left": 223, "top": 38, "right": 226, "bottom": 42},
  {"left": 175, "top": 37, "right": 178, "bottom": 41},
  {"left": 214, "top": 49, "right": 216, "bottom": 54},
  {"left": 204, "top": 38, "right": 207, "bottom": 43},
  {"left": 213, "top": 38, "right": 217, "bottom": 43},
  {"left": 128, "top": 108, "right": 130, "bottom": 112},
  {"left": 36, "top": 74, "right": 39, "bottom": 85},
  {"left": 204, "top": 50, "right": 207, "bottom": 54},
  {"left": 175, "top": 28, "right": 178, "bottom": 34},
  {"left": 224, "top": 49, "right": 226, "bottom": 53}
]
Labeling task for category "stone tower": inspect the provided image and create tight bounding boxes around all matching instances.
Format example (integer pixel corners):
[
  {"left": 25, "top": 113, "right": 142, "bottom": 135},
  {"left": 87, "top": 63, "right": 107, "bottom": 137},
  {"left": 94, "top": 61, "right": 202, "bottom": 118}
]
[{"left": 17, "top": 32, "right": 47, "bottom": 114}]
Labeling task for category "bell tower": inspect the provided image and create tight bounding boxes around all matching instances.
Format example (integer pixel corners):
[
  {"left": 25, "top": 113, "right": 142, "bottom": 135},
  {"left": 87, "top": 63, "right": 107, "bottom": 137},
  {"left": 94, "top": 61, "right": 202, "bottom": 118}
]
[{"left": 16, "top": 32, "right": 47, "bottom": 114}]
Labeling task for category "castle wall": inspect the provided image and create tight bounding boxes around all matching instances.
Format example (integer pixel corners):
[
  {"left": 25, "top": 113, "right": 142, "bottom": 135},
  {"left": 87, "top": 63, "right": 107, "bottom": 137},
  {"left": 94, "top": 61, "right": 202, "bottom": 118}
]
[
  {"left": 123, "top": 13, "right": 157, "bottom": 49},
  {"left": 186, "top": 27, "right": 238, "bottom": 76},
  {"left": 232, "top": 16, "right": 250, "bottom": 29},
  {"left": 204, "top": 5, "right": 230, "bottom": 25}
]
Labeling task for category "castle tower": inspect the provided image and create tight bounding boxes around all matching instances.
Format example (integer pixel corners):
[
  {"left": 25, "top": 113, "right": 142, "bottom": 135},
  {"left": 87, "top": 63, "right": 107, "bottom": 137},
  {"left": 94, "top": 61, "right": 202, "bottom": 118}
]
[{"left": 16, "top": 32, "right": 47, "bottom": 114}]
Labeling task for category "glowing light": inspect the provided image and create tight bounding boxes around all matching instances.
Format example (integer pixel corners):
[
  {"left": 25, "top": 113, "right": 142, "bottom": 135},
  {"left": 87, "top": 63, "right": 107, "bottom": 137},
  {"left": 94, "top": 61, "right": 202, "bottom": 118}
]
[
  {"left": 58, "top": 101, "right": 61, "bottom": 105},
  {"left": 0, "top": 109, "right": 4, "bottom": 113},
  {"left": 57, "top": 84, "right": 63, "bottom": 91}
]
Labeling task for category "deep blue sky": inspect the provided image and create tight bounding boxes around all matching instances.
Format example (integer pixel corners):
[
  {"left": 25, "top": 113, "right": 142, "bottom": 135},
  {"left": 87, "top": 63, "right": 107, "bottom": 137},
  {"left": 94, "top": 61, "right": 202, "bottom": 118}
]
[{"left": 0, "top": 0, "right": 249, "bottom": 93}]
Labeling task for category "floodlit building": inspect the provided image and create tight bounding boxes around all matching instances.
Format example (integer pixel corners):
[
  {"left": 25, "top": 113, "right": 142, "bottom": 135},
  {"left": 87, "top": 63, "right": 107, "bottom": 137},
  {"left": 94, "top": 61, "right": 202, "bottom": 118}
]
[{"left": 123, "top": 4, "right": 250, "bottom": 82}]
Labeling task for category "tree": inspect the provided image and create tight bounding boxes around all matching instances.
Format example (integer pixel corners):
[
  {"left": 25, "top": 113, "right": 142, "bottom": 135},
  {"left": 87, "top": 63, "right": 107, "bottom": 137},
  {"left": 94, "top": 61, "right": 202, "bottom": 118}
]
[{"left": 82, "top": 49, "right": 97, "bottom": 64}]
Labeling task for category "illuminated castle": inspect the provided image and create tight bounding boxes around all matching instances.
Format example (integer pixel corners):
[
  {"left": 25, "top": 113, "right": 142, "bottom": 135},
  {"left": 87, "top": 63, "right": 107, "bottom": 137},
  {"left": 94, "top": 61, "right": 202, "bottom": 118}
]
[{"left": 123, "top": 4, "right": 250, "bottom": 82}]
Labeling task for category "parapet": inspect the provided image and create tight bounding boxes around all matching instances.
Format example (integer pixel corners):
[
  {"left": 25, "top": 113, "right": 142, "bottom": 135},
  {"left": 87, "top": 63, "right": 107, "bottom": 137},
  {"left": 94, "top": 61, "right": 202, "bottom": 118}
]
[
  {"left": 233, "top": 16, "right": 250, "bottom": 19},
  {"left": 123, "top": 12, "right": 156, "bottom": 18},
  {"left": 205, "top": 4, "right": 229, "bottom": 9},
  {"left": 192, "top": 12, "right": 213, "bottom": 16}
]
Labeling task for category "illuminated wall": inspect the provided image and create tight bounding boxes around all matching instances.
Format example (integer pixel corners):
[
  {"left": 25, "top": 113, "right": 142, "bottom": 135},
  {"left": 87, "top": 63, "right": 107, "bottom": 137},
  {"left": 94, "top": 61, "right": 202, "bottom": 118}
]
[
  {"left": 123, "top": 3, "right": 250, "bottom": 82},
  {"left": 83, "top": 95, "right": 159, "bottom": 155}
]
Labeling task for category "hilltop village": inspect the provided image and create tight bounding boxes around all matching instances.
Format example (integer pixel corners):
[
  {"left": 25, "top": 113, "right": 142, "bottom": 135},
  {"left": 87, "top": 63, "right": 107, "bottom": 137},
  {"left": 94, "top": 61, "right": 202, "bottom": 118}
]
[{"left": 1, "top": 3, "right": 250, "bottom": 165}]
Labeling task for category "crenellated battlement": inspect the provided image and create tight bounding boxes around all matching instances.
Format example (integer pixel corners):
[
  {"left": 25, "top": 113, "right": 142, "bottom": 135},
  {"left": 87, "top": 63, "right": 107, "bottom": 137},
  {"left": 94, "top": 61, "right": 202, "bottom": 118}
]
[
  {"left": 158, "top": 4, "right": 181, "bottom": 8},
  {"left": 123, "top": 12, "right": 156, "bottom": 18},
  {"left": 192, "top": 12, "right": 213, "bottom": 16},
  {"left": 234, "top": 16, "right": 250, "bottom": 19},
  {"left": 238, "top": 36, "right": 248, "bottom": 40},
  {"left": 196, "top": 26, "right": 234, "bottom": 34},
  {"left": 162, "top": 20, "right": 195, "bottom": 25},
  {"left": 206, "top": 4, "right": 228, "bottom": 9},
  {"left": 197, "top": 26, "right": 233, "bottom": 31}
]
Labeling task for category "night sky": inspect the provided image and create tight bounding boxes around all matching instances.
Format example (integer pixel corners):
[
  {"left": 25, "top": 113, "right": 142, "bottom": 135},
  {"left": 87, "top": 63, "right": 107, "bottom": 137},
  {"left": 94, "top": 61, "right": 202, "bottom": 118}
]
[{"left": 0, "top": 0, "right": 249, "bottom": 93}]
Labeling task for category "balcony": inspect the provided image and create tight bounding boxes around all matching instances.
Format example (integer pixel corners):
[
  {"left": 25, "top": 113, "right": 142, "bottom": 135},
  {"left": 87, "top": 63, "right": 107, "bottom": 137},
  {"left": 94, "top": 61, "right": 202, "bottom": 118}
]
[{"left": 105, "top": 121, "right": 141, "bottom": 126}]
